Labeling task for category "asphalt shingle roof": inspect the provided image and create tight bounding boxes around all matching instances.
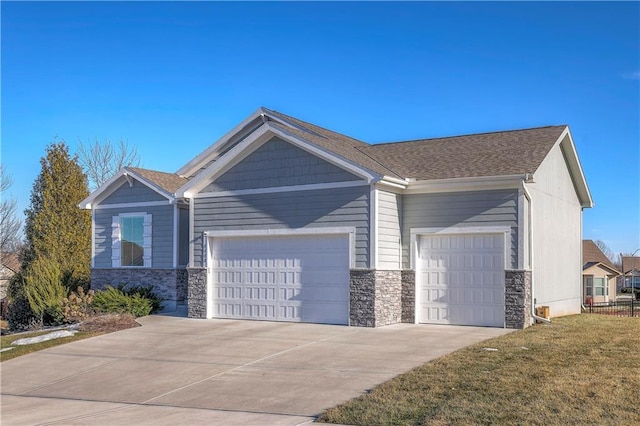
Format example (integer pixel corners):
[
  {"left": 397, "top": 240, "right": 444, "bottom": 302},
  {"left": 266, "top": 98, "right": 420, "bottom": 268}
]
[
  {"left": 265, "top": 108, "right": 566, "bottom": 181},
  {"left": 126, "top": 167, "right": 188, "bottom": 194},
  {"left": 359, "top": 126, "right": 567, "bottom": 180},
  {"left": 583, "top": 240, "right": 618, "bottom": 272}
]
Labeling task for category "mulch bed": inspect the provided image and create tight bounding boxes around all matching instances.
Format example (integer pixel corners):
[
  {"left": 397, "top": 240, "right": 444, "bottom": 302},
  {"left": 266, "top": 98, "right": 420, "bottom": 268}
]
[{"left": 77, "top": 313, "right": 141, "bottom": 333}]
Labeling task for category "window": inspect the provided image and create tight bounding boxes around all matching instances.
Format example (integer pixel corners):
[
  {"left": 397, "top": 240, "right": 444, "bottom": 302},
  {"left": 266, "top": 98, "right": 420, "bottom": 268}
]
[
  {"left": 585, "top": 276, "right": 593, "bottom": 296},
  {"left": 112, "top": 213, "right": 152, "bottom": 267},
  {"left": 594, "top": 277, "right": 606, "bottom": 296}
]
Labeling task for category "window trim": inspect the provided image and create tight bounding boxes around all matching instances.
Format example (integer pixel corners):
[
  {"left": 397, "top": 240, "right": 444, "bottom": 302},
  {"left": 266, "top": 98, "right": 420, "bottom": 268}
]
[{"left": 112, "top": 212, "right": 152, "bottom": 268}]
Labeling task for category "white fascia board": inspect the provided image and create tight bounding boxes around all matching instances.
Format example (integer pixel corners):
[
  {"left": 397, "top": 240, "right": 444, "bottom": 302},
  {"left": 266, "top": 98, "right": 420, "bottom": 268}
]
[
  {"left": 177, "top": 124, "right": 274, "bottom": 197},
  {"left": 176, "top": 108, "right": 266, "bottom": 177},
  {"left": 404, "top": 174, "right": 525, "bottom": 195},
  {"left": 557, "top": 127, "right": 594, "bottom": 208},
  {"left": 178, "top": 122, "right": 379, "bottom": 198},
  {"left": 93, "top": 200, "right": 171, "bottom": 210}
]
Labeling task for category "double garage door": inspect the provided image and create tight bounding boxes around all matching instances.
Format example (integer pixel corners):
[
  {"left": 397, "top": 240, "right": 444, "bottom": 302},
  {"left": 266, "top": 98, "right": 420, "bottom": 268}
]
[
  {"left": 210, "top": 234, "right": 350, "bottom": 325},
  {"left": 418, "top": 233, "right": 505, "bottom": 327}
]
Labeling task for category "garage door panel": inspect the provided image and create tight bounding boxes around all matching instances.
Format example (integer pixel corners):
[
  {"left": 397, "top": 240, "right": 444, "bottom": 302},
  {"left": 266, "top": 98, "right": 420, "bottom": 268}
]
[
  {"left": 211, "top": 234, "right": 349, "bottom": 325},
  {"left": 418, "top": 234, "right": 505, "bottom": 327}
]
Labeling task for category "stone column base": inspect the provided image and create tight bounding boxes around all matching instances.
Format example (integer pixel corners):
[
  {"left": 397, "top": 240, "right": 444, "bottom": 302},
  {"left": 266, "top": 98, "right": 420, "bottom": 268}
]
[{"left": 505, "top": 270, "right": 532, "bottom": 329}]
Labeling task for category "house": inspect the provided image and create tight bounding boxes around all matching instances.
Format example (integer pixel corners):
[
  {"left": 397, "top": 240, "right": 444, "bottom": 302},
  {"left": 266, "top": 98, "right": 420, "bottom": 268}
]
[
  {"left": 582, "top": 240, "right": 620, "bottom": 304},
  {"left": 0, "top": 252, "right": 21, "bottom": 300},
  {"left": 621, "top": 255, "right": 640, "bottom": 291},
  {"left": 79, "top": 107, "right": 593, "bottom": 328}
]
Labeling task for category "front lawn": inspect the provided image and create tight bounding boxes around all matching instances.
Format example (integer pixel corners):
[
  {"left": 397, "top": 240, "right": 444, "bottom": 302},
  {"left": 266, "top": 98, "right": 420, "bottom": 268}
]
[{"left": 319, "top": 315, "right": 640, "bottom": 425}]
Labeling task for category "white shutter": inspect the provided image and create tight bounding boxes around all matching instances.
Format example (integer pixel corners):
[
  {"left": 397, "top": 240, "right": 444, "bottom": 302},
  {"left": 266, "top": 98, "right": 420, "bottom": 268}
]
[
  {"left": 111, "top": 216, "right": 121, "bottom": 267},
  {"left": 143, "top": 214, "right": 152, "bottom": 267}
]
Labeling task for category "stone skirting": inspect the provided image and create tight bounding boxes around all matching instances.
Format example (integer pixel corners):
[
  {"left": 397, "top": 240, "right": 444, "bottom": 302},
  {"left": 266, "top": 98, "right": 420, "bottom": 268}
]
[
  {"left": 505, "top": 270, "right": 532, "bottom": 329},
  {"left": 91, "top": 268, "right": 187, "bottom": 305},
  {"left": 349, "top": 269, "right": 406, "bottom": 327},
  {"left": 187, "top": 267, "right": 207, "bottom": 319},
  {"left": 401, "top": 270, "right": 416, "bottom": 323}
]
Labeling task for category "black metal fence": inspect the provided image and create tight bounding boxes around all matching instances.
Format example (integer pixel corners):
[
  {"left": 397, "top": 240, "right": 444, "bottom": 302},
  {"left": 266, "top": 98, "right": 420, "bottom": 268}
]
[{"left": 583, "top": 299, "right": 639, "bottom": 317}]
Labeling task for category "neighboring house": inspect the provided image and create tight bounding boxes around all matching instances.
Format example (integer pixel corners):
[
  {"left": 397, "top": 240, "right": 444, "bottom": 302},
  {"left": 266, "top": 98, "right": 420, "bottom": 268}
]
[
  {"left": 621, "top": 256, "right": 640, "bottom": 290},
  {"left": 80, "top": 107, "right": 593, "bottom": 329},
  {"left": 582, "top": 240, "right": 619, "bottom": 304},
  {"left": 0, "top": 252, "right": 21, "bottom": 300}
]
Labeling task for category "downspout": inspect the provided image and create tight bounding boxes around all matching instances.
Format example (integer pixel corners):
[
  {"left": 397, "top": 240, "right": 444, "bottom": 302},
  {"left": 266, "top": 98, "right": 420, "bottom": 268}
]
[{"left": 522, "top": 179, "right": 551, "bottom": 324}]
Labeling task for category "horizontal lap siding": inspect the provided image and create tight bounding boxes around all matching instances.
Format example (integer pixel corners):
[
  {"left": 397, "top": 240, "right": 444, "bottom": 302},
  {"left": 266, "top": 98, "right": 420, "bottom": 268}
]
[
  {"left": 94, "top": 204, "right": 175, "bottom": 268},
  {"left": 101, "top": 180, "right": 167, "bottom": 204},
  {"left": 377, "top": 190, "right": 402, "bottom": 270},
  {"left": 203, "top": 137, "right": 360, "bottom": 192},
  {"left": 402, "top": 190, "right": 518, "bottom": 269},
  {"left": 193, "top": 186, "right": 370, "bottom": 268}
]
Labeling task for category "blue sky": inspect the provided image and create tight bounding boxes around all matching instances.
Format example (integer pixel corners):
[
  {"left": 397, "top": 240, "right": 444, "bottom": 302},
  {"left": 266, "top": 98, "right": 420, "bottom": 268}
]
[{"left": 2, "top": 1, "right": 639, "bottom": 257}]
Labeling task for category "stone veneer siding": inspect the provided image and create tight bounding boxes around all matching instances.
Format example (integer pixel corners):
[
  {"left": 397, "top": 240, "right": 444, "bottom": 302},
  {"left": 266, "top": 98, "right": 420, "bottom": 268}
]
[
  {"left": 349, "top": 270, "right": 403, "bottom": 327},
  {"left": 187, "top": 267, "right": 207, "bottom": 318},
  {"left": 401, "top": 270, "right": 416, "bottom": 323},
  {"left": 91, "top": 268, "right": 186, "bottom": 304},
  {"left": 504, "top": 270, "right": 532, "bottom": 329}
]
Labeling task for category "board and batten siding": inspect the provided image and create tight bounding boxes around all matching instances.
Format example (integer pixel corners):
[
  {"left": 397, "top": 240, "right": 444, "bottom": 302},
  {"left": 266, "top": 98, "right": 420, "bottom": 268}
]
[
  {"left": 377, "top": 190, "right": 402, "bottom": 270},
  {"left": 193, "top": 185, "right": 370, "bottom": 268},
  {"left": 100, "top": 179, "right": 167, "bottom": 204},
  {"left": 402, "top": 189, "right": 519, "bottom": 269},
  {"left": 528, "top": 142, "right": 582, "bottom": 315},
  {"left": 94, "top": 204, "right": 175, "bottom": 268},
  {"left": 202, "top": 137, "right": 361, "bottom": 193}
]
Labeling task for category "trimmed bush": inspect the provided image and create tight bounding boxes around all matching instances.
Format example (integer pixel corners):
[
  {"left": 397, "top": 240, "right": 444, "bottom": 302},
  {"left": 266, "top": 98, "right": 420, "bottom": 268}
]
[
  {"left": 92, "top": 286, "right": 153, "bottom": 317},
  {"left": 117, "top": 284, "right": 163, "bottom": 313}
]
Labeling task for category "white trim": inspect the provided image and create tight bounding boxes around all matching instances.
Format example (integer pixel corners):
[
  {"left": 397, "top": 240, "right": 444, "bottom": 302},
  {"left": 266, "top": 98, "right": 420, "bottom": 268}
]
[
  {"left": 517, "top": 188, "right": 525, "bottom": 270},
  {"left": 178, "top": 122, "right": 379, "bottom": 197},
  {"left": 204, "top": 227, "right": 357, "bottom": 269},
  {"left": 410, "top": 226, "right": 510, "bottom": 325},
  {"left": 176, "top": 108, "right": 267, "bottom": 177},
  {"left": 404, "top": 174, "right": 525, "bottom": 195},
  {"left": 194, "top": 180, "right": 369, "bottom": 199},
  {"left": 91, "top": 209, "right": 95, "bottom": 268},
  {"left": 93, "top": 200, "right": 171, "bottom": 210},
  {"left": 172, "top": 204, "right": 178, "bottom": 268},
  {"left": 557, "top": 128, "right": 594, "bottom": 208},
  {"left": 79, "top": 168, "right": 176, "bottom": 209},
  {"left": 370, "top": 187, "right": 378, "bottom": 269},
  {"left": 189, "top": 197, "right": 195, "bottom": 268}
]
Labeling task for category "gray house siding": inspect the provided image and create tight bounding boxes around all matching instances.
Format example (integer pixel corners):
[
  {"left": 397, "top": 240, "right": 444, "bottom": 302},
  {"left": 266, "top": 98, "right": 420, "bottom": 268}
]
[
  {"left": 94, "top": 204, "right": 175, "bottom": 268},
  {"left": 402, "top": 190, "right": 519, "bottom": 269},
  {"left": 377, "top": 190, "right": 402, "bottom": 270},
  {"left": 193, "top": 185, "right": 370, "bottom": 268},
  {"left": 202, "top": 137, "right": 361, "bottom": 193},
  {"left": 178, "top": 206, "right": 190, "bottom": 266},
  {"left": 100, "top": 179, "right": 167, "bottom": 204}
]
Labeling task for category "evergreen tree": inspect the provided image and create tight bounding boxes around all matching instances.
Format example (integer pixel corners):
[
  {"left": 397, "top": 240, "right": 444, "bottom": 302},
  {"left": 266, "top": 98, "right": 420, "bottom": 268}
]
[{"left": 23, "top": 142, "right": 91, "bottom": 283}]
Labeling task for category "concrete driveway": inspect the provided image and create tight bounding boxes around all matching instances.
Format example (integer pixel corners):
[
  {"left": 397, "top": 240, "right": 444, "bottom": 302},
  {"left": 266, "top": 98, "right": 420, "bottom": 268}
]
[{"left": 1, "top": 314, "right": 512, "bottom": 425}]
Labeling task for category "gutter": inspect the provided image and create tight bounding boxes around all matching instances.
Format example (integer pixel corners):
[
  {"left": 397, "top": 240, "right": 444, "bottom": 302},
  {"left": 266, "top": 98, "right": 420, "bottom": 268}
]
[{"left": 521, "top": 179, "right": 552, "bottom": 324}]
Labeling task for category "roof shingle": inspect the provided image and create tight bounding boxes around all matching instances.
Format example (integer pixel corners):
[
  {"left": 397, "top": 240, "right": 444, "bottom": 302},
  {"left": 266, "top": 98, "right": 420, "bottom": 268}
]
[
  {"left": 126, "top": 167, "right": 188, "bottom": 194},
  {"left": 583, "top": 240, "right": 618, "bottom": 272}
]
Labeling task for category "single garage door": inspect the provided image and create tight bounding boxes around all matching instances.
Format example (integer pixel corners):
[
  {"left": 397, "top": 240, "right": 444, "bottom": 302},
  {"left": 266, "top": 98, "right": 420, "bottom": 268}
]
[
  {"left": 210, "top": 234, "right": 350, "bottom": 325},
  {"left": 418, "top": 233, "right": 505, "bottom": 327}
]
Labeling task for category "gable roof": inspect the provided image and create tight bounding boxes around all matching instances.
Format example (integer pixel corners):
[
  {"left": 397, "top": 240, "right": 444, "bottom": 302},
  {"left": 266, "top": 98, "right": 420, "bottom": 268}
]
[
  {"left": 125, "top": 167, "right": 188, "bottom": 194},
  {"left": 622, "top": 256, "right": 640, "bottom": 275},
  {"left": 79, "top": 166, "right": 188, "bottom": 209},
  {"left": 358, "top": 126, "right": 567, "bottom": 180},
  {"left": 583, "top": 240, "right": 620, "bottom": 274}
]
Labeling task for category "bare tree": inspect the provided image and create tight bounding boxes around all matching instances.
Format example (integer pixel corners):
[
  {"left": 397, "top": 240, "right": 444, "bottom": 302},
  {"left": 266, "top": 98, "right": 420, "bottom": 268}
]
[
  {"left": 77, "top": 138, "right": 141, "bottom": 190},
  {"left": 594, "top": 240, "right": 616, "bottom": 264},
  {"left": 1, "top": 164, "right": 22, "bottom": 253}
]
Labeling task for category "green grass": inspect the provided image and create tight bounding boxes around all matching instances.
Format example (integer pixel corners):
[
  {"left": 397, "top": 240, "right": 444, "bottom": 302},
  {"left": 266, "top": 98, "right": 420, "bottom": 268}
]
[
  {"left": 319, "top": 315, "right": 640, "bottom": 425},
  {"left": 0, "top": 330, "right": 99, "bottom": 362}
]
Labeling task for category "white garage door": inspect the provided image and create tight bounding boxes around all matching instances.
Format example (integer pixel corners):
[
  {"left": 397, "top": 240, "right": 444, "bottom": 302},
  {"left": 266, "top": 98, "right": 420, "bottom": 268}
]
[
  {"left": 418, "top": 234, "right": 505, "bottom": 327},
  {"left": 210, "top": 234, "right": 350, "bottom": 325}
]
